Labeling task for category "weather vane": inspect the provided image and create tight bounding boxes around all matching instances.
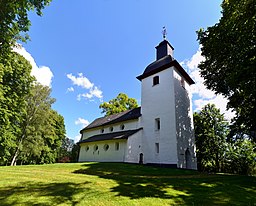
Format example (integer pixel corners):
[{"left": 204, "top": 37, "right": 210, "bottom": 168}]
[{"left": 162, "top": 26, "right": 167, "bottom": 39}]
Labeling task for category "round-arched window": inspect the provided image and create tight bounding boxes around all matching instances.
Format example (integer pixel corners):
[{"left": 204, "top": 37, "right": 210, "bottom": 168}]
[
  {"left": 109, "top": 127, "right": 113, "bottom": 132},
  {"left": 103, "top": 144, "right": 109, "bottom": 151},
  {"left": 120, "top": 124, "right": 125, "bottom": 130},
  {"left": 85, "top": 146, "right": 89, "bottom": 152},
  {"left": 94, "top": 145, "right": 98, "bottom": 151}
]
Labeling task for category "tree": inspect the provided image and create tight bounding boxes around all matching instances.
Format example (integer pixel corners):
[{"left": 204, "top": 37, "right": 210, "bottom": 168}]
[
  {"left": 9, "top": 83, "right": 53, "bottom": 165},
  {"left": 225, "top": 139, "right": 256, "bottom": 175},
  {"left": 0, "top": 52, "right": 34, "bottom": 165},
  {"left": 197, "top": 0, "right": 256, "bottom": 141},
  {"left": 0, "top": 0, "right": 52, "bottom": 56},
  {"left": 10, "top": 83, "right": 66, "bottom": 165},
  {"left": 194, "top": 104, "right": 229, "bottom": 172},
  {"left": 71, "top": 143, "right": 80, "bottom": 162},
  {"left": 58, "top": 137, "right": 74, "bottom": 163},
  {"left": 38, "top": 110, "right": 66, "bottom": 164},
  {"left": 99, "top": 93, "right": 138, "bottom": 116}
]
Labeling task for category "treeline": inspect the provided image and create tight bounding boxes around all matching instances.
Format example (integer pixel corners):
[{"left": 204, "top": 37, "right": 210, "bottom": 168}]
[
  {"left": 0, "top": 0, "right": 79, "bottom": 166},
  {"left": 194, "top": 104, "right": 256, "bottom": 175},
  {"left": 0, "top": 52, "right": 76, "bottom": 166},
  {"left": 195, "top": 0, "right": 255, "bottom": 175}
]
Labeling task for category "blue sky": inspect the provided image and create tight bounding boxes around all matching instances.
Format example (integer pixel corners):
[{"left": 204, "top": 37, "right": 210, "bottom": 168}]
[{"left": 16, "top": 0, "right": 232, "bottom": 142}]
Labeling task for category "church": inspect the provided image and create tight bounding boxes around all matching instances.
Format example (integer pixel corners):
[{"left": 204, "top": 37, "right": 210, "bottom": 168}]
[{"left": 78, "top": 37, "right": 197, "bottom": 169}]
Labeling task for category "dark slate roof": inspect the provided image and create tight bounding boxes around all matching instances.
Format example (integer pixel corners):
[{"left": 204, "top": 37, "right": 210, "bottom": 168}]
[
  {"left": 156, "top": 39, "right": 174, "bottom": 50},
  {"left": 78, "top": 128, "right": 143, "bottom": 144},
  {"left": 136, "top": 55, "right": 195, "bottom": 85},
  {"left": 80, "top": 107, "right": 141, "bottom": 133}
]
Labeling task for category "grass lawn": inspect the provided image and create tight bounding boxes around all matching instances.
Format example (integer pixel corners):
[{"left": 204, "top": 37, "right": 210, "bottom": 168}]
[{"left": 0, "top": 162, "right": 255, "bottom": 206}]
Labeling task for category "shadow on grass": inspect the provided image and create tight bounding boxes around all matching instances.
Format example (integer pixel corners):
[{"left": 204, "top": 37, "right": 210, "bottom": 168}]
[
  {"left": 0, "top": 181, "right": 91, "bottom": 206},
  {"left": 73, "top": 162, "right": 256, "bottom": 205}
]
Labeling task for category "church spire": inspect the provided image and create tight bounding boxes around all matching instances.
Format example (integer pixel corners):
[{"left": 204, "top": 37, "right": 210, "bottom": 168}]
[{"left": 155, "top": 27, "right": 174, "bottom": 60}]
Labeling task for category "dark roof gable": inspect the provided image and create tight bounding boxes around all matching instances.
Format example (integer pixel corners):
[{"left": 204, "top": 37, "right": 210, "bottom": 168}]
[
  {"left": 136, "top": 55, "right": 195, "bottom": 85},
  {"left": 80, "top": 107, "right": 141, "bottom": 133}
]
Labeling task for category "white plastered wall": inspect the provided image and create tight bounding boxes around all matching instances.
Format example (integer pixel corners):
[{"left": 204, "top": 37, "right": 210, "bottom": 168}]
[
  {"left": 173, "top": 68, "right": 197, "bottom": 169},
  {"left": 79, "top": 119, "right": 142, "bottom": 163},
  {"left": 140, "top": 67, "right": 178, "bottom": 165},
  {"left": 79, "top": 140, "right": 127, "bottom": 162},
  {"left": 124, "top": 129, "right": 143, "bottom": 163}
]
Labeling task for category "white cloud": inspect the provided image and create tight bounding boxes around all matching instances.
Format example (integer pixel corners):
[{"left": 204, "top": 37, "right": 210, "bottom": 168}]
[
  {"left": 182, "top": 47, "right": 235, "bottom": 120},
  {"left": 74, "top": 134, "right": 82, "bottom": 143},
  {"left": 77, "top": 86, "right": 103, "bottom": 101},
  {"left": 67, "top": 73, "right": 93, "bottom": 89},
  {"left": 67, "top": 87, "right": 74, "bottom": 92},
  {"left": 13, "top": 45, "right": 54, "bottom": 87},
  {"left": 31, "top": 66, "right": 53, "bottom": 87},
  {"left": 75, "top": 117, "right": 90, "bottom": 128},
  {"left": 67, "top": 73, "right": 103, "bottom": 102}
]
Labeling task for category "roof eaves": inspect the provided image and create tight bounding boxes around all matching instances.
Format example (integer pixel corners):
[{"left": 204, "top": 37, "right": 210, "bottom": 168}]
[
  {"left": 78, "top": 128, "right": 143, "bottom": 144},
  {"left": 80, "top": 107, "right": 141, "bottom": 133},
  {"left": 136, "top": 59, "right": 194, "bottom": 85}
]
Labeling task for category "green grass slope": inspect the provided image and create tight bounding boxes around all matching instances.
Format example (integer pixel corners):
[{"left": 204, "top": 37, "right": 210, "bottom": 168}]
[{"left": 0, "top": 162, "right": 255, "bottom": 205}]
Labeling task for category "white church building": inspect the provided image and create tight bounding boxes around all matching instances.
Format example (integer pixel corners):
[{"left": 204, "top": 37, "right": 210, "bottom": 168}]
[{"left": 78, "top": 38, "right": 197, "bottom": 169}]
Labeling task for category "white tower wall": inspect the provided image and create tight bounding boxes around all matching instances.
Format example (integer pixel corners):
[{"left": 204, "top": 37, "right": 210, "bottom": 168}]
[{"left": 140, "top": 67, "right": 178, "bottom": 165}]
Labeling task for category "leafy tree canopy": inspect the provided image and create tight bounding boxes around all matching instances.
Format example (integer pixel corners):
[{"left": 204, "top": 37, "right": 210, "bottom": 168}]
[
  {"left": 0, "top": 52, "right": 34, "bottom": 165},
  {"left": 99, "top": 93, "right": 138, "bottom": 116},
  {"left": 7, "top": 83, "right": 66, "bottom": 166},
  {"left": 197, "top": 0, "right": 256, "bottom": 140},
  {"left": 194, "top": 104, "right": 229, "bottom": 172},
  {"left": 225, "top": 139, "right": 256, "bottom": 175},
  {"left": 0, "top": 0, "right": 52, "bottom": 55}
]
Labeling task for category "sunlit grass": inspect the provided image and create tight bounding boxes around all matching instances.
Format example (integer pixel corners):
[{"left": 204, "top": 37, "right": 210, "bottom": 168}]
[{"left": 0, "top": 162, "right": 255, "bottom": 205}]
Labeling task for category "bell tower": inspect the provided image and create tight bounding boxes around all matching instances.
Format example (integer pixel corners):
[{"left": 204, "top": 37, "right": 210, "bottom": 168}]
[{"left": 137, "top": 33, "right": 197, "bottom": 169}]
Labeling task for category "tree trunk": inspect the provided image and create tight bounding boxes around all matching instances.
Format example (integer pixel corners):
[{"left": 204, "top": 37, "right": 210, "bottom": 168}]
[
  {"left": 10, "top": 147, "right": 19, "bottom": 166},
  {"left": 216, "top": 153, "right": 219, "bottom": 172},
  {"left": 10, "top": 133, "right": 25, "bottom": 166}
]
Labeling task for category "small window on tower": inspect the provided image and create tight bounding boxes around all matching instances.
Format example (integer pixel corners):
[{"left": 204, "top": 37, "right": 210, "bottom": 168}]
[
  {"left": 181, "top": 77, "right": 185, "bottom": 88},
  {"left": 155, "top": 118, "right": 160, "bottom": 130},
  {"left": 153, "top": 76, "right": 159, "bottom": 86},
  {"left": 155, "top": 143, "right": 159, "bottom": 154}
]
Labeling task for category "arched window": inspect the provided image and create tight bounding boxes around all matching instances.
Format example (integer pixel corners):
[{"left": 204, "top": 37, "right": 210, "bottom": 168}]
[
  {"left": 153, "top": 76, "right": 159, "bottom": 86},
  {"left": 93, "top": 145, "right": 98, "bottom": 151},
  {"left": 115, "top": 142, "right": 119, "bottom": 151},
  {"left": 120, "top": 124, "right": 125, "bottom": 130},
  {"left": 155, "top": 143, "right": 159, "bottom": 154},
  {"left": 103, "top": 144, "right": 109, "bottom": 151},
  {"left": 181, "top": 77, "right": 185, "bottom": 88},
  {"left": 155, "top": 118, "right": 160, "bottom": 130}
]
